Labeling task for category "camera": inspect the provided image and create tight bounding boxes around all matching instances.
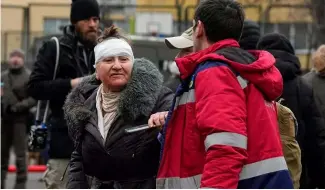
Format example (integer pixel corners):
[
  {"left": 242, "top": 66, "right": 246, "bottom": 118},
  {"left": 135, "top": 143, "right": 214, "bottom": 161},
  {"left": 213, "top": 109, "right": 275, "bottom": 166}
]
[{"left": 28, "top": 124, "right": 48, "bottom": 151}]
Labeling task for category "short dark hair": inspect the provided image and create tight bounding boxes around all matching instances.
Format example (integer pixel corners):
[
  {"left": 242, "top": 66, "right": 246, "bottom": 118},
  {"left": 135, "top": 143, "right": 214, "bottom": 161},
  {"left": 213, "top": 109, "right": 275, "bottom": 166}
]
[{"left": 194, "top": 0, "right": 245, "bottom": 42}]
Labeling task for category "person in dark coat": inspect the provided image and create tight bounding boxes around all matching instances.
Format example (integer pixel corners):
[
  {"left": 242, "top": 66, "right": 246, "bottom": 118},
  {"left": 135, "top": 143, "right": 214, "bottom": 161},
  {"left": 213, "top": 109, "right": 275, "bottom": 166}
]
[
  {"left": 239, "top": 20, "right": 261, "bottom": 50},
  {"left": 257, "top": 33, "right": 325, "bottom": 189},
  {"left": 304, "top": 45, "right": 325, "bottom": 122},
  {"left": 63, "top": 26, "right": 174, "bottom": 189},
  {"left": 1, "top": 49, "right": 36, "bottom": 189},
  {"left": 27, "top": 0, "right": 100, "bottom": 188}
]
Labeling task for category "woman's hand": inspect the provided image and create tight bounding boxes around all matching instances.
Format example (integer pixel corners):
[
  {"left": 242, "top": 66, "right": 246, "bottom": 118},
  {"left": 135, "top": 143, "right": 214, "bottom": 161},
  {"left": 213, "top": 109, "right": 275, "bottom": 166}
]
[{"left": 148, "top": 111, "right": 168, "bottom": 128}]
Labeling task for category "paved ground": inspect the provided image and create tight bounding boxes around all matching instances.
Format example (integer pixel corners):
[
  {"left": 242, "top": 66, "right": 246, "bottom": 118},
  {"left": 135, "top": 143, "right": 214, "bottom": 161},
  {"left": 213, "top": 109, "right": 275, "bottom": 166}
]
[
  {"left": 4, "top": 173, "right": 45, "bottom": 189},
  {"left": 3, "top": 150, "right": 46, "bottom": 189}
]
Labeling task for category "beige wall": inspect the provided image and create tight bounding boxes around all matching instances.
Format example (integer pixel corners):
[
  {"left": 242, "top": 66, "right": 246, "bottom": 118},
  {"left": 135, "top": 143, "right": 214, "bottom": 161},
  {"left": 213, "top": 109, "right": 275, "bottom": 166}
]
[
  {"left": 1, "top": 0, "right": 70, "bottom": 6},
  {"left": 0, "top": 0, "right": 314, "bottom": 68},
  {"left": 1, "top": 0, "right": 29, "bottom": 7},
  {"left": 136, "top": 0, "right": 311, "bottom": 23},
  {"left": 1, "top": 8, "right": 24, "bottom": 31},
  {"left": 28, "top": 0, "right": 71, "bottom": 32},
  {"left": 1, "top": 0, "right": 70, "bottom": 61},
  {"left": 137, "top": 0, "right": 197, "bottom": 20},
  {"left": 1, "top": 7, "right": 24, "bottom": 61},
  {"left": 297, "top": 54, "right": 312, "bottom": 71},
  {"left": 29, "top": 5, "right": 70, "bottom": 32}
]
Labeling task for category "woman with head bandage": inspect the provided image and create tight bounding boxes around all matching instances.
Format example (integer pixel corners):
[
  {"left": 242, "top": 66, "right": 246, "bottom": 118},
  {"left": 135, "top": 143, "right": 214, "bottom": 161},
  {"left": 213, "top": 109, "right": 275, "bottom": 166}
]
[{"left": 63, "top": 26, "right": 174, "bottom": 189}]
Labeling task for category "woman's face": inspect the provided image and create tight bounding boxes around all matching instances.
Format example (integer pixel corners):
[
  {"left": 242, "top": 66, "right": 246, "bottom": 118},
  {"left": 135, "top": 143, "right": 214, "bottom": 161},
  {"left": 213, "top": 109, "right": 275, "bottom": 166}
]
[{"left": 96, "top": 56, "right": 132, "bottom": 92}]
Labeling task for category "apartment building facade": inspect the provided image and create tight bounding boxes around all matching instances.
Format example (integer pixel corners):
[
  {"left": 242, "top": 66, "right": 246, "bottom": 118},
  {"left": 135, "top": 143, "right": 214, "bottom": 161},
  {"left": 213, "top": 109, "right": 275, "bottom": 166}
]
[{"left": 1, "top": 0, "right": 314, "bottom": 69}]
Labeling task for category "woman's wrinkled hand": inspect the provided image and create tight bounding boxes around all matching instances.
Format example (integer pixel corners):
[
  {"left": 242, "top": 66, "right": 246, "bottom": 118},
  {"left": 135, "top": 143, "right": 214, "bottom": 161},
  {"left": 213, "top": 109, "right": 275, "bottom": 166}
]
[{"left": 148, "top": 111, "right": 168, "bottom": 128}]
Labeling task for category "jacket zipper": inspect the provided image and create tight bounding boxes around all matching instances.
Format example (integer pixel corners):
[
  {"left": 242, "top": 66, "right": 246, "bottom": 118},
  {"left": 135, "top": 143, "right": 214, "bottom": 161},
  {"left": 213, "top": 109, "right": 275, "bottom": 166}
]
[
  {"left": 82, "top": 49, "right": 93, "bottom": 75},
  {"left": 85, "top": 124, "right": 108, "bottom": 154},
  {"left": 61, "top": 42, "right": 88, "bottom": 77}
]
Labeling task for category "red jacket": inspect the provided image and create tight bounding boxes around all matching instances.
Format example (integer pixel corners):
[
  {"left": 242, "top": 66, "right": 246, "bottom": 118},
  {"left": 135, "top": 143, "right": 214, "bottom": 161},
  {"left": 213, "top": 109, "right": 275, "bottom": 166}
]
[{"left": 157, "top": 39, "right": 293, "bottom": 189}]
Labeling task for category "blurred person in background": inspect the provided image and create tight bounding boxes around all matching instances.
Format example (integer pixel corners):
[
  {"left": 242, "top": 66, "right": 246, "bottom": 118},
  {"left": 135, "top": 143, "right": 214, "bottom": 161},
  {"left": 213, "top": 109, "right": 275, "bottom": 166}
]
[
  {"left": 238, "top": 20, "right": 261, "bottom": 50},
  {"left": 304, "top": 45, "right": 325, "bottom": 121},
  {"left": 63, "top": 26, "right": 173, "bottom": 189},
  {"left": 303, "top": 44, "right": 325, "bottom": 188},
  {"left": 1, "top": 49, "right": 36, "bottom": 189},
  {"left": 257, "top": 33, "right": 325, "bottom": 189},
  {"left": 27, "top": 0, "right": 100, "bottom": 188},
  {"left": 164, "top": 27, "right": 193, "bottom": 92}
]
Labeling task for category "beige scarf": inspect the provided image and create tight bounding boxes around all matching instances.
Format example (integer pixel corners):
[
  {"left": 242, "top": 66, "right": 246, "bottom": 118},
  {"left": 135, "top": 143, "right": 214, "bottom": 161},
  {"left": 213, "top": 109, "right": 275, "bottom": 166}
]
[{"left": 96, "top": 84, "right": 120, "bottom": 141}]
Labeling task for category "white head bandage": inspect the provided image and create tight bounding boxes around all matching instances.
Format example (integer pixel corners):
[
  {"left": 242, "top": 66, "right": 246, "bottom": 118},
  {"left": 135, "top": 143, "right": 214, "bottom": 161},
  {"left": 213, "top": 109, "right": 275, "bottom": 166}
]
[{"left": 94, "top": 38, "right": 134, "bottom": 65}]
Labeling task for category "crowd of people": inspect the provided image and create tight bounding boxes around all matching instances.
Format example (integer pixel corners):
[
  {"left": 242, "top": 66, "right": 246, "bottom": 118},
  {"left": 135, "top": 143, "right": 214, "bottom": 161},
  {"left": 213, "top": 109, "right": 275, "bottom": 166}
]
[{"left": 1, "top": 0, "right": 325, "bottom": 189}]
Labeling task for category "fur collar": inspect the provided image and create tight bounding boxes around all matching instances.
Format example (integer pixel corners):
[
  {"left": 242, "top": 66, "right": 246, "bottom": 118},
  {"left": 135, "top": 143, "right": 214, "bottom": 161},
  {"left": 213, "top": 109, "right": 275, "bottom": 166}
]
[{"left": 63, "top": 58, "right": 164, "bottom": 143}]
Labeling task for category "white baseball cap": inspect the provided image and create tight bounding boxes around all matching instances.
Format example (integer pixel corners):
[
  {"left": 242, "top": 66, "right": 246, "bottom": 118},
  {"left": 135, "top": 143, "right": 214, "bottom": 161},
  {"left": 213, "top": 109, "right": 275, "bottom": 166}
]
[{"left": 165, "top": 27, "right": 194, "bottom": 49}]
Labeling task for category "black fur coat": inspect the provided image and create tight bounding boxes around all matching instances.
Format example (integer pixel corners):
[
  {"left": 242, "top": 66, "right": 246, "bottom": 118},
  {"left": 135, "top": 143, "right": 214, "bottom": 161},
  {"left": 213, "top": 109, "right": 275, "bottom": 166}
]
[{"left": 63, "top": 58, "right": 174, "bottom": 188}]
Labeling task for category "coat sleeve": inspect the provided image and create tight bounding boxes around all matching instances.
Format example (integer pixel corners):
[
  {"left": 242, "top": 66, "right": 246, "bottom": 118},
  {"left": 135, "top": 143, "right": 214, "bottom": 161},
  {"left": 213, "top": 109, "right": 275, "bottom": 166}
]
[
  {"left": 300, "top": 79, "right": 325, "bottom": 188},
  {"left": 1, "top": 72, "right": 19, "bottom": 113},
  {"left": 154, "top": 86, "right": 174, "bottom": 112},
  {"left": 195, "top": 65, "right": 247, "bottom": 189},
  {"left": 13, "top": 69, "right": 37, "bottom": 112},
  {"left": 28, "top": 40, "right": 72, "bottom": 100},
  {"left": 67, "top": 142, "right": 89, "bottom": 189},
  {"left": 12, "top": 97, "right": 36, "bottom": 112}
]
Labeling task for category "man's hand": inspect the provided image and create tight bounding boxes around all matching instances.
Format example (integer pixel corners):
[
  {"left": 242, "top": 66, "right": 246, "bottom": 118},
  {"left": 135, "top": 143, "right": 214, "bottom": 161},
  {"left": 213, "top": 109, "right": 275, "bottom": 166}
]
[
  {"left": 70, "top": 78, "right": 82, "bottom": 88},
  {"left": 10, "top": 103, "right": 25, "bottom": 113},
  {"left": 148, "top": 111, "right": 168, "bottom": 128}
]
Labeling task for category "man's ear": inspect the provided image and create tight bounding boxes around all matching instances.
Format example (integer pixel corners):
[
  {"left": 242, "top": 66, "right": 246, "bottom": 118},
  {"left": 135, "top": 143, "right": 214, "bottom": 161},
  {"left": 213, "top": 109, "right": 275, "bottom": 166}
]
[{"left": 196, "top": 20, "right": 204, "bottom": 38}]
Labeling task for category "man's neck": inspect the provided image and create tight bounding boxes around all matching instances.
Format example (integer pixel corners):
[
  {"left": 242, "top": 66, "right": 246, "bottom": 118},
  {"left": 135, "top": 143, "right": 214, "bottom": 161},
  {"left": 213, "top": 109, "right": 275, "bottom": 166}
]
[{"left": 198, "top": 40, "right": 214, "bottom": 52}]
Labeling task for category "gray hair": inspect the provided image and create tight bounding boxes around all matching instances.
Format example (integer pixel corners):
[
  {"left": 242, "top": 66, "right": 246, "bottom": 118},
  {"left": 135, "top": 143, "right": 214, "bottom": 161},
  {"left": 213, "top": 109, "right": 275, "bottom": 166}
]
[{"left": 9, "top": 48, "right": 25, "bottom": 59}]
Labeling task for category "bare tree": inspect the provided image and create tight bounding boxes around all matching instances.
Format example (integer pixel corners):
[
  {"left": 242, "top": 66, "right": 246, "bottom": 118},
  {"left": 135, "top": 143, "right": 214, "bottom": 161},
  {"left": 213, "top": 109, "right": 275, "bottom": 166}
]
[{"left": 306, "top": 0, "right": 325, "bottom": 46}]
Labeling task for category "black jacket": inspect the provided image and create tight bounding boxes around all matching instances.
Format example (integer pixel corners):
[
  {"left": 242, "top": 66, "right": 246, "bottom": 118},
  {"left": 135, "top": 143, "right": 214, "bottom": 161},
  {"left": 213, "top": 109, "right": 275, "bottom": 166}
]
[
  {"left": 1, "top": 67, "right": 36, "bottom": 123},
  {"left": 304, "top": 71, "right": 325, "bottom": 122},
  {"left": 63, "top": 58, "right": 174, "bottom": 189},
  {"left": 163, "top": 75, "right": 179, "bottom": 93},
  {"left": 28, "top": 25, "right": 95, "bottom": 158},
  {"left": 266, "top": 49, "right": 325, "bottom": 188},
  {"left": 239, "top": 20, "right": 261, "bottom": 50}
]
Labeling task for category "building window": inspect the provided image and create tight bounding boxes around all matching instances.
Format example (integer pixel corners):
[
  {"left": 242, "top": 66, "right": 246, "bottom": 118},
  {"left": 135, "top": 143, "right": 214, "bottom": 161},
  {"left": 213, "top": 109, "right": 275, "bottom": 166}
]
[
  {"left": 44, "top": 18, "right": 70, "bottom": 35},
  {"left": 294, "top": 23, "right": 312, "bottom": 50}
]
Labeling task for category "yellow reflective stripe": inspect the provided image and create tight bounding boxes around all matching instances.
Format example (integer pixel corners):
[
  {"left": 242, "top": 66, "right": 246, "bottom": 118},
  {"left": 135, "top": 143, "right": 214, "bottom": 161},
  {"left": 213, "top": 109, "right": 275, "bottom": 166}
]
[
  {"left": 156, "top": 174, "right": 201, "bottom": 189},
  {"left": 239, "top": 156, "right": 288, "bottom": 180},
  {"left": 173, "top": 75, "right": 246, "bottom": 111},
  {"left": 205, "top": 132, "right": 247, "bottom": 151}
]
